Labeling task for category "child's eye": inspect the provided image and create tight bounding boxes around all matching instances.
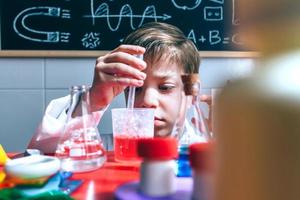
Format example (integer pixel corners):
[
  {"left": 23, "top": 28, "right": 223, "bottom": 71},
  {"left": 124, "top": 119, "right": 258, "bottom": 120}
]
[{"left": 159, "top": 84, "right": 175, "bottom": 91}]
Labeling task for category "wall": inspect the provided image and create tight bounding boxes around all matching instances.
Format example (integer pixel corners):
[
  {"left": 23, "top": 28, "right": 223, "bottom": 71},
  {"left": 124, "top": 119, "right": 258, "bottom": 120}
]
[{"left": 0, "top": 57, "right": 255, "bottom": 152}]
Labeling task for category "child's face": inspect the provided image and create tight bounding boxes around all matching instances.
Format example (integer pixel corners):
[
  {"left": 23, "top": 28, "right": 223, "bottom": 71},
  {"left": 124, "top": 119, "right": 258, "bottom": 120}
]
[{"left": 133, "top": 58, "right": 185, "bottom": 137}]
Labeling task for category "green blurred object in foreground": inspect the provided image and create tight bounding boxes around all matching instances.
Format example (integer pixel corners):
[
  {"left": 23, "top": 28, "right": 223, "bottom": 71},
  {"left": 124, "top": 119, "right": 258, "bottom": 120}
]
[{"left": 0, "top": 189, "right": 74, "bottom": 200}]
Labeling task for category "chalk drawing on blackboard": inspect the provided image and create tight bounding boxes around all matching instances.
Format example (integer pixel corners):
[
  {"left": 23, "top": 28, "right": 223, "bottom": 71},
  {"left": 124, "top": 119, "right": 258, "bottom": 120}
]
[
  {"left": 188, "top": 27, "right": 244, "bottom": 47},
  {"left": 85, "top": 2, "right": 171, "bottom": 31},
  {"left": 188, "top": 29, "right": 221, "bottom": 46},
  {"left": 232, "top": 33, "right": 243, "bottom": 45},
  {"left": 81, "top": 32, "right": 100, "bottom": 49},
  {"left": 13, "top": 7, "right": 71, "bottom": 43},
  {"left": 187, "top": 29, "right": 197, "bottom": 44},
  {"left": 204, "top": 7, "right": 223, "bottom": 21},
  {"left": 198, "top": 35, "right": 206, "bottom": 43},
  {"left": 222, "top": 37, "right": 230, "bottom": 44},
  {"left": 61, "top": 9, "right": 71, "bottom": 19},
  {"left": 209, "top": 30, "right": 222, "bottom": 45},
  {"left": 188, "top": 29, "right": 229, "bottom": 46},
  {"left": 209, "top": 0, "right": 224, "bottom": 4},
  {"left": 171, "top": 0, "right": 202, "bottom": 10},
  {"left": 232, "top": 0, "right": 240, "bottom": 25},
  {"left": 60, "top": 33, "right": 70, "bottom": 43}
]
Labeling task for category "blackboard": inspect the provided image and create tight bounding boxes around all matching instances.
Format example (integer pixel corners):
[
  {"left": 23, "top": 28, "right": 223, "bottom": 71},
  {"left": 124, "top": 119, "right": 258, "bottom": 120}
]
[{"left": 0, "top": 0, "right": 253, "bottom": 56}]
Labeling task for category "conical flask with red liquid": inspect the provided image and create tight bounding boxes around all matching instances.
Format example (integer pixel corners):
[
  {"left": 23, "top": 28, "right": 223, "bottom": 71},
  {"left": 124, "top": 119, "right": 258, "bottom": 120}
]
[{"left": 55, "top": 85, "right": 106, "bottom": 172}]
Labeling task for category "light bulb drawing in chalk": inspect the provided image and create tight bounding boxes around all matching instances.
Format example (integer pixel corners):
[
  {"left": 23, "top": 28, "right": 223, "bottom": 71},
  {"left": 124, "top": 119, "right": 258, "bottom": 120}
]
[
  {"left": 209, "top": 0, "right": 224, "bottom": 4},
  {"left": 171, "top": 0, "right": 202, "bottom": 10},
  {"left": 13, "top": 6, "right": 71, "bottom": 43},
  {"left": 81, "top": 32, "right": 100, "bottom": 49},
  {"left": 85, "top": 1, "right": 171, "bottom": 31}
]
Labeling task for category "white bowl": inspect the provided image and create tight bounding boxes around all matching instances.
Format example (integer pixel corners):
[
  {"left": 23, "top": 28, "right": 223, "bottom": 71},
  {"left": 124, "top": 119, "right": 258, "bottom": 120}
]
[{"left": 4, "top": 155, "right": 61, "bottom": 179}]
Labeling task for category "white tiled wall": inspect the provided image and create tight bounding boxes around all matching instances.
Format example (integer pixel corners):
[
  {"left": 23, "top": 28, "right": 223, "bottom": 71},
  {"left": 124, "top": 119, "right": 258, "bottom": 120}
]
[{"left": 0, "top": 57, "right": 255, "bottom": 152}]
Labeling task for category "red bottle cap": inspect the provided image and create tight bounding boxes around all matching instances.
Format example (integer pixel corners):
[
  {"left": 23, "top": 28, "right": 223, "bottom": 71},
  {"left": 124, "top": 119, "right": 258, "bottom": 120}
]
[
  {"left": 189, "top": 142, "right": 213, "bottom": 172},
  {"left": 137, "top": 138, "right": 178, "bottom": 160}
]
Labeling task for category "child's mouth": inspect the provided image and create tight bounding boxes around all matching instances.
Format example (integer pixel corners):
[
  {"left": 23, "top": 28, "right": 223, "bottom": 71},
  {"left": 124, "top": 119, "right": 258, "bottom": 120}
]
[{"left": 154, "top": 117, "right": 165, "bottom": 126}]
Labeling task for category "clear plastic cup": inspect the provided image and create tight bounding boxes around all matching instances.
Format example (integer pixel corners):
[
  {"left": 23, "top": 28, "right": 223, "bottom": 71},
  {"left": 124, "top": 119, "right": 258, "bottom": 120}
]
[{"left": 111, "top": 108, "right": 154, "bottom": 163}]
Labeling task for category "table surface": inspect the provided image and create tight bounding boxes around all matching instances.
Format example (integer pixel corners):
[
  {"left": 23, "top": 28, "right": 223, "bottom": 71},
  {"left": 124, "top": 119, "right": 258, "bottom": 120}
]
[
  {"left": 2, "top": 152, "right": 195, "bottom": 200},
  {"left": 2, "top": 152, "right": 140, "bottom": 200},
  {"left": 70, "top": 152, "right": 140, "bottom": 200}
]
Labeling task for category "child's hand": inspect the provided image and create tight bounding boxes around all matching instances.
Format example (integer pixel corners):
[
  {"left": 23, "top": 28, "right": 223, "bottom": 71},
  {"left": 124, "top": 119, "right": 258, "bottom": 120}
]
[
  {"left": 90, "top": 45, "right": 147, "bottom": 111},
  {"left": 200, "top": 95, "right": 212, "bottom": 133}
]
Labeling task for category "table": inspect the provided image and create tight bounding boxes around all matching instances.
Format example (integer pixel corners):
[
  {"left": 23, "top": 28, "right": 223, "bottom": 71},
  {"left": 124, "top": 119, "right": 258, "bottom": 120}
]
[
  {"left": 2, "top": 152, "right": 193, "bottom": 200},
  {"left": 1, "top": 152, "right": 139, "bottom": 200},
  {"left": 71, "top": 152, "right": 140, "bottom": 200}
]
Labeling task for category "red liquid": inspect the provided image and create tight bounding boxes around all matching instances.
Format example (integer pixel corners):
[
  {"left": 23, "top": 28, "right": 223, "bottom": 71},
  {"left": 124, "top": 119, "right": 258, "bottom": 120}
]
[
  {"left": 55, "top": 139, "right": 105, "bottom": 160},
  {"left": 114, "top": 136, "right": 146, "bottom": 163}
]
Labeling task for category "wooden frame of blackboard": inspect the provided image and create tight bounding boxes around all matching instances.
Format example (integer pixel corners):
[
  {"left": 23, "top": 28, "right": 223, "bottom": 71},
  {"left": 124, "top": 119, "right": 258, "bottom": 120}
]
[{"left": 0, "top": 50, "right": 259, "bottom": 58}]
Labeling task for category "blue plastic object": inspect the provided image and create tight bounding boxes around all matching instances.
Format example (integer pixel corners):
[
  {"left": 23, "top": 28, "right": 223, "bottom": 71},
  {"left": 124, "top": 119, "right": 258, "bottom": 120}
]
[
  {"left": 15, "top": 172, "right": 82, "bottom": 197},
  {"left": 176, "top": 145, "right": 192, "bottom": 177}
]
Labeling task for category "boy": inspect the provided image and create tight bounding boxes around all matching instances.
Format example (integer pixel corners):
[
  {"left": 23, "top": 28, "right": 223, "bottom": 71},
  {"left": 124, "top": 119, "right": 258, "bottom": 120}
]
[{"left": 28, "top": 22, "right": 210, "bottom": 154}]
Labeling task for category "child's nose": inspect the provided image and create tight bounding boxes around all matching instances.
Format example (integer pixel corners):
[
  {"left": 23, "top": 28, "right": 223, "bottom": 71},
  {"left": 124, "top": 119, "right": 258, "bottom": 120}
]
[{"left": 138, "top": 88, "right": 159, "bottom": 108}]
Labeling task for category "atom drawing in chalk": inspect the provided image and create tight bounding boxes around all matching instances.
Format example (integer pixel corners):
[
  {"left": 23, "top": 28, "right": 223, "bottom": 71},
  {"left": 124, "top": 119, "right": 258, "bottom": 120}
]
[{"left": 81, "top": 32, "right": 100, "bottom": 49}]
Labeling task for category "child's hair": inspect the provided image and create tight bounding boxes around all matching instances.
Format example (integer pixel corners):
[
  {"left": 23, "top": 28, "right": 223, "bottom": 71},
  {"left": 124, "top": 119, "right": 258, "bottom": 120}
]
[{"left": 123, "top": 22, "right": 200, "bottom": 73}]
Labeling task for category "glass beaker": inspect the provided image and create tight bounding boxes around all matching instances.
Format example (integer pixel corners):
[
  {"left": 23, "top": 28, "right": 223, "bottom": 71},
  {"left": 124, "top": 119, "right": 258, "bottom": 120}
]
[
  {"left": 55, "top": 85, "right": 106, "bottom": 172},
  {"left": 112, "top": 108, "right": 154, "bottom": 163}
]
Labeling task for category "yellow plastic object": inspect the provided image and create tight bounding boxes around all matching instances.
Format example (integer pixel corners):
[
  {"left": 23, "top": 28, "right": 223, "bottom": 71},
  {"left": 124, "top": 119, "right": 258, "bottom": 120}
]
[
  {"left": 3, "top": 175, "right": 49, "bottom": 186},
  {"left": 0, "top": 172, "right": 6, "bottom": 183},
  {"left": 0, "top": 144, "right": 10, "bottom": 165}
]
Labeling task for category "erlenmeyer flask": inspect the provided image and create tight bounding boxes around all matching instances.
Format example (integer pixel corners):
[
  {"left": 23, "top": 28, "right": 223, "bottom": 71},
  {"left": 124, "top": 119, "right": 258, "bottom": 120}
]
[
  {"left": 55, "top": 85, "right": 106, "bottom": 172},
  {"left": 181, "top": 74, "right": 211, "bottom": 143},
  {"left": 175, "top": 74, "right": 211, "bottom": 177}
]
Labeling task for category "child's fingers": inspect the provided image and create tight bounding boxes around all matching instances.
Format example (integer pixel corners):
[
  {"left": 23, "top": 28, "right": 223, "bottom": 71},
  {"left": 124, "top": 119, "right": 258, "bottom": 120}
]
[
  {"left": 191, "top": 117, "right": 210, "bottom": 134},
  {"left": 104, "top": 51, "right": 146, "bottom": 71},
  {"left": 108, "top": 74, "right": 144, "bottom": 87},
  {"left": 200, "top": 95, "right": 212, "bottom": 105},
  {"left": 100, "top": 62, "right": 146, "bottom": 81},
  {"left": 111, "top": 44, "right": 145, "bottom": 55},
  {"left": 199, "top": 95, "right": 213, "bottom": 133}
]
